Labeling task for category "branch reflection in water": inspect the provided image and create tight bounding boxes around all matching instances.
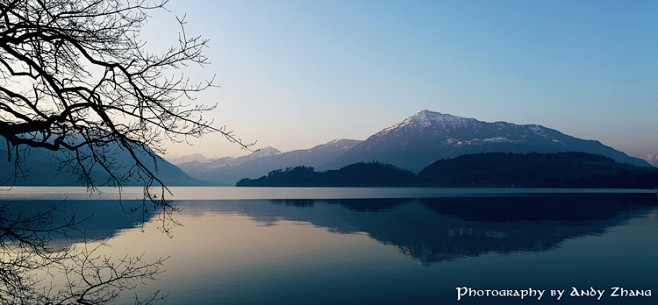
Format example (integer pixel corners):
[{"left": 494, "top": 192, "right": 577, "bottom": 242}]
[
  {"left": 0, "top": 200, "right": 166, "bottom": 304},
  {"left": 2, "top": 191, "right": 656, "bottom": 304}
]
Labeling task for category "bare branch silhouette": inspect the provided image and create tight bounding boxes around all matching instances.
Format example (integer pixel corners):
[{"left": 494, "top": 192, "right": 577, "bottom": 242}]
[
  {"left": 0, "top": 0, "right": 253, "bottom": 202},
  {"left": 0, "top": 0, "right": 249, "bottom": 303}
]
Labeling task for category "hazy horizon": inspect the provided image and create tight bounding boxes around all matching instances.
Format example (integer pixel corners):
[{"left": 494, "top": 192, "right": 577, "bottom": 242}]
[{"left": 140, "top": 1, "right": 657, "bottom": 160}]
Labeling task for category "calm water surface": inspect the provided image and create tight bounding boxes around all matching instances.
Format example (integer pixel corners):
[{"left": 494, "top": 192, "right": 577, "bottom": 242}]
[{"left": 2, "top": 187, "right": 657, "bottom": 304}]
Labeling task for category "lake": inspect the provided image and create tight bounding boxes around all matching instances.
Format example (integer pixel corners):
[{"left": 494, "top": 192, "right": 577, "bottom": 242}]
[{"left": 1, "top": 187, "right": 657, "bottom": 304}]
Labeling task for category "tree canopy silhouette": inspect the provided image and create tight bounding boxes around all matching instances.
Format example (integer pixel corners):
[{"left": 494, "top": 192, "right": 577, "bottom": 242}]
[
  {"left": 0, "top": 0, "right": 250, "bottom": 199},
  {"left": 0, "top": 0, "right": 249, "bottom": 303}
]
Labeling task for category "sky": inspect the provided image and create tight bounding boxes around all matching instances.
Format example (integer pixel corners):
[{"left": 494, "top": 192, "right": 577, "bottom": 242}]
[{"left": 142, "top": 0, "right": 657, "bottom": 159}]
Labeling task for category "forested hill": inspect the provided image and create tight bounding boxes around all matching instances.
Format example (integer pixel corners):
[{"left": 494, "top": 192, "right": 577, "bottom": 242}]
[
  {"left": 237, "top": 152, "right": 658, "bottom": 188},
  {"left": 417, "top": 152, "right": 658, "bottom": 188},
  {"left": 236, "top": 162, "right": 416, "bottom": 187}
]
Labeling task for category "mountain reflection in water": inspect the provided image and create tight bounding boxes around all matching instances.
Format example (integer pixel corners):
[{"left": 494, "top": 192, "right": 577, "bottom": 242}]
[
  {"left": 188, "top": 194, "right": 654, "bottom": 265},
  {"left": 6, "top": 194, "right": 655, "bottom": 263},
  {"left": 3, "top": 192, "right": 656, "bottom": 305}
]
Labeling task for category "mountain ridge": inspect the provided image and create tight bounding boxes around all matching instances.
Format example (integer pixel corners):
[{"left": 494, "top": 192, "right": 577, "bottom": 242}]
[
  {"left": 329, "top": 110, "right": 649, "bottom": 172},
  {"left": 178, "top": 139, "right": 363, "bottom": 185},
  {"left": 0, "top": 136, "right": 208, "bottom": 186},
  {"left": 179, "top": 110, "right": 649, "bottom": 184}
]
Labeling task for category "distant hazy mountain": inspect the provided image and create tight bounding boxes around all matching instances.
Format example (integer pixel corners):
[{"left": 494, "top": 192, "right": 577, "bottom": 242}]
[
  {"left": 176, "top": 146, "right": 282, "bottom": 177},
  {"left": 0, "top": 137, "right": 207, "bottom": 186},
  {"left": 181, "top": 139, "right": 362, "bottom": 185},
  {"left": 331, "top": 110, "right": 649, "bottom": 172},
  {"left": 639, "top": 154, "right": 658, "bottom": 167},
  {"left": 165, "top": 153, "right": 208, "bottom": 165}
]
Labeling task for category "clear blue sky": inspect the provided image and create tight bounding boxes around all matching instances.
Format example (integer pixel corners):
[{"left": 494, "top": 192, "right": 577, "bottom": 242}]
[{"left": 144, "top": 0, "right": 657, "bottom": 159}]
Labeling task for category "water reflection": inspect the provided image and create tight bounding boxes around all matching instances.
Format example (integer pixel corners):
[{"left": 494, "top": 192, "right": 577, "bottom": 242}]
[
  {"left": 6, "top": 194, "right": 656, "bottom": 265},
  {"left": 188, "top": 194, "right": 657, "bottom": 265},
  {"left": 421, "top": 193, "right": 654, "bottom": 221},
  {"left": 0, "top": 199, "right": 163, "bottom": 304},
  {"left": 1, "top": 200, "right": 158, "bottom": 243},
  {"left": 3, "top": 193, "right": 656, "bottom": 304}
]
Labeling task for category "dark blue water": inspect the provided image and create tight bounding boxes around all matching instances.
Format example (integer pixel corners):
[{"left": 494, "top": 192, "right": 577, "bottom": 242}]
[{"left": 2, "top": 189, "right": 657, "bottom": 304}]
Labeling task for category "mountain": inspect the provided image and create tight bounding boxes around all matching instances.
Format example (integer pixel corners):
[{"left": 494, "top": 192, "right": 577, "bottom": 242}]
[
  {"left": 639, "top": 154, "right": 658, "bottom": 167},
  {"left": 176, "top": 146, "right": 282, "bottom": 176},
  {"left": 182, "top": 110, "right": 648, "bottom": 184},
  {"left": 180, "top": 139, "right": 362, "bottom": 185},
  {"left": 331, "top": 110, "right": 649, "bottom": 172},
  {"left": 0, "top": 137, "right": 207, "bottom": 186},
  {"left": 165, "top": 153, "right": 208, "bottom": 164}
]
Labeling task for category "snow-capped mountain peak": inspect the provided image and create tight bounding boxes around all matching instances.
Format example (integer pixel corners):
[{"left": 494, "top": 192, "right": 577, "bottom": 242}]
[
  {"left": 382, "top": 110, "right": 478, "bottom": 134},
  {"left": 337, "top": 109, "right": 650, "bottom": 172},
  {"left": 178, "top": 109, "right": 650, "bottom": 184}
]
